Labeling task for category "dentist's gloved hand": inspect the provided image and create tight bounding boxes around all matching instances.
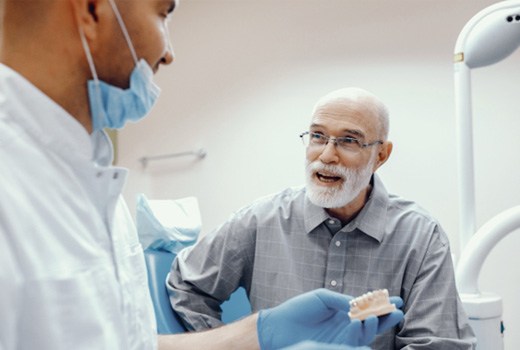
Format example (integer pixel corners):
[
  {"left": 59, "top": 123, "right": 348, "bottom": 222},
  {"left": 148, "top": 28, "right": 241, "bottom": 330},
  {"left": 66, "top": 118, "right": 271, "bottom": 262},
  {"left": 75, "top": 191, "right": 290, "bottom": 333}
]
[
  {"left": 281, "top": 340, "right": 370, "bottom": 350},
  {"left": 256, "top": 288, "right": 404, "bottom": 350},
  {"left": 378, "top": 296, "right": 404, "bottom": 334}
]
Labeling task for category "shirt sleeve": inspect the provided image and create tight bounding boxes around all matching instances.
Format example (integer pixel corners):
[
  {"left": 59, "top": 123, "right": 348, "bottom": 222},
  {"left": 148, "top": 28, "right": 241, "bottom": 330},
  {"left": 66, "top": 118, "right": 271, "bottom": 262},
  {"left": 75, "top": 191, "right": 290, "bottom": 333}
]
[
  {"left": 166, "top": 208, "right": 256, "bottom": 331},
  {"left": 395, "top": 225, "right": 477, "bottom": 349}
]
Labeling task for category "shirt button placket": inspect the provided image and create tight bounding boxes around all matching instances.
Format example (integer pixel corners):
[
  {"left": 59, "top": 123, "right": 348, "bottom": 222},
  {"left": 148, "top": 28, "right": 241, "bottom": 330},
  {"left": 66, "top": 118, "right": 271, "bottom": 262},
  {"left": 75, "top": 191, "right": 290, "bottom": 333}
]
[{"left": 324, "top": 230, "right": 346, "bottom": 292}]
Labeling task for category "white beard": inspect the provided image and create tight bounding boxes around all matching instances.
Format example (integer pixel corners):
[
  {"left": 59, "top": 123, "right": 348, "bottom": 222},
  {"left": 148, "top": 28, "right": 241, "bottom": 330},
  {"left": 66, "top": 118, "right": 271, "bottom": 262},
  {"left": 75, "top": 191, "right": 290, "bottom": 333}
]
[{"left": 305, "top": 158, "right": 375, "bottom": 208}]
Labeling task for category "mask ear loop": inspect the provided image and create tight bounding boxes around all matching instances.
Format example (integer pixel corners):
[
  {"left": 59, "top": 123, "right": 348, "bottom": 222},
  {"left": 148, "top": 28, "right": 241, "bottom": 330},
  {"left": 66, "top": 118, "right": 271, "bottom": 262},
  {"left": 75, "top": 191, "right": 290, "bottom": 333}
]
[
  {"left": 107, "top": 0, "right": 139, "bottom": 66},
  {"left": 79, "top": 28, "right": 105, "bottom": 131},
  {"left": 79, "top": 28, "right": 99, "bottom": 82}
]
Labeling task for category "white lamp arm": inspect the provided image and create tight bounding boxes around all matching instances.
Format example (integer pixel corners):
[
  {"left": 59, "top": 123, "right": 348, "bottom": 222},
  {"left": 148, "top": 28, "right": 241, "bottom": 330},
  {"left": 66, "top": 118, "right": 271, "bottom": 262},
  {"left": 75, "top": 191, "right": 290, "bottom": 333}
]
[{"left": 456, "top": 205, "right": 520, "bottom": 295}]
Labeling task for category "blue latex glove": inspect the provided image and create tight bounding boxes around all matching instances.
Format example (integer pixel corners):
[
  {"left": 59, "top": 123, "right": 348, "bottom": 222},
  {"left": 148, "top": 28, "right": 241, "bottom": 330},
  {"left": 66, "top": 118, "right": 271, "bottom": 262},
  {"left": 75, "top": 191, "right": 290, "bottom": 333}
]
[
  {"left": 281, "top": 340, "right": 370, "bottom": 350},
  {"left": 378, "top": 296, "right": 404, "bottom": 334},
  {"left": 256, "top": 288, "right": 404, "bottom": 350}
]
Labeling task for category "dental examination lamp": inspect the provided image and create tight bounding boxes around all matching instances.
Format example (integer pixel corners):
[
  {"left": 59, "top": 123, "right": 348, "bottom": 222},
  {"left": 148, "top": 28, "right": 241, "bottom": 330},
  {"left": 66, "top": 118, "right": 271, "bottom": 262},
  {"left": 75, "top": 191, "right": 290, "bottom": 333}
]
[{"left": 453, "top": 1, "right": 520, "bottom": 349}]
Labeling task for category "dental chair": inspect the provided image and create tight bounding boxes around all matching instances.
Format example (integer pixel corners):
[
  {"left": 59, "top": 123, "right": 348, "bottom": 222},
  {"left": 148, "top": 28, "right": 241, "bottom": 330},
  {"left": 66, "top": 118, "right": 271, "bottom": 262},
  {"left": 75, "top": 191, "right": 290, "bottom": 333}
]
[{"left": 144, "top": 248, "right": 252, "bottom": 334}]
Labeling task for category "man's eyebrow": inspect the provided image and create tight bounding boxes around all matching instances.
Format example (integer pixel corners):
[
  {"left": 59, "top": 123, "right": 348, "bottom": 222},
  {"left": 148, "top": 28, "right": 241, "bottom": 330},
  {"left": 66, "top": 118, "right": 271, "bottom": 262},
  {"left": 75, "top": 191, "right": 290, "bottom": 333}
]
[
  {"left": 343, "top": 130, "right": 365, "bottom": 138},
  {"left": 310, "top": 123, "right": 365, "bottom": 138}
]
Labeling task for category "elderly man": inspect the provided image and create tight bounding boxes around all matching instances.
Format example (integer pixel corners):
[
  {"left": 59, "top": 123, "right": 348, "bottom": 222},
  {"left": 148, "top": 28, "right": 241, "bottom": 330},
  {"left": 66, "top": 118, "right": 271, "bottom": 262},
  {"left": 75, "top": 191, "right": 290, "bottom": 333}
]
[
  {"left": 0, "top": 0, "right": 403, "bottom": 349},
  {"left": 168, "top": 87, "right": 477, "bottom": 349}
]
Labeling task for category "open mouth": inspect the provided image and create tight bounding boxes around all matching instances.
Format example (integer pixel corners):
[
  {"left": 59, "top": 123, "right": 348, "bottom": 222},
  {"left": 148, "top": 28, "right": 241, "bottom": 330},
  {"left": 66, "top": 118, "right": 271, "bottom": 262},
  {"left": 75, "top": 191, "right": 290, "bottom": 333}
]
[{"left": 316, "top": 171, "right": 343, "bottom": 183}]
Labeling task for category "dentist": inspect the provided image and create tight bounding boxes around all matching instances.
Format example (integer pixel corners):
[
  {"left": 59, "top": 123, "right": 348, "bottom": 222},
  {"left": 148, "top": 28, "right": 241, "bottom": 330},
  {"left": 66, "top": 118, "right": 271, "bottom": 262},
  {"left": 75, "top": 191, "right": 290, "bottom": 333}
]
[{"left": 0, "top": 0, "right": 402, "bottom": 349}]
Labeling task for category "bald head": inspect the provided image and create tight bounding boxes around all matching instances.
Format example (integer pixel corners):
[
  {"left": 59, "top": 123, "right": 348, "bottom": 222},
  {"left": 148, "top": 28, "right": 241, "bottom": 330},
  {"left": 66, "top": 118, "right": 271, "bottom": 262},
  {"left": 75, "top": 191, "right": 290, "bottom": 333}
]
[{"left": 312, "top": 87, "right": 390, "bottom": 141}]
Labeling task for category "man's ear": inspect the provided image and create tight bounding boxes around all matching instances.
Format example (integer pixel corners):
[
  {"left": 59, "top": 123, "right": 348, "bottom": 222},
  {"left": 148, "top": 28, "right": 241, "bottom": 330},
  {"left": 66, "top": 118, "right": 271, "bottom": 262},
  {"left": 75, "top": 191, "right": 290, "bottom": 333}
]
[
  {"left": 373, "top": 141, "right": 393, "bottom": 171},
  {"left": 69, "top": 0, "right": 101, "bottom": 40}
]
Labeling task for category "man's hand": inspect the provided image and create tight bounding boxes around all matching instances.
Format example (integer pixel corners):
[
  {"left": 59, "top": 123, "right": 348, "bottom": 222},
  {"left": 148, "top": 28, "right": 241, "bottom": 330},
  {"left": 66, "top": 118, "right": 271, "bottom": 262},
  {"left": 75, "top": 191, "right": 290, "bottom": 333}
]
[{"left": 256, "top": 289, "right": 404, "bottom": 350}]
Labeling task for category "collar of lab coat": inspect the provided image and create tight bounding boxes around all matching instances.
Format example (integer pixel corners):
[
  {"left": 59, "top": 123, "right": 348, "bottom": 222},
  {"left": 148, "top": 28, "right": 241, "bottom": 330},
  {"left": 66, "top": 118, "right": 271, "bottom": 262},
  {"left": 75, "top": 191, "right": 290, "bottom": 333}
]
[
  {"left": 0, "top": 63, "right": 94, "bottom": 164},
  {"left": 91, "top": 129, "right": 114, "bottom": 167}
]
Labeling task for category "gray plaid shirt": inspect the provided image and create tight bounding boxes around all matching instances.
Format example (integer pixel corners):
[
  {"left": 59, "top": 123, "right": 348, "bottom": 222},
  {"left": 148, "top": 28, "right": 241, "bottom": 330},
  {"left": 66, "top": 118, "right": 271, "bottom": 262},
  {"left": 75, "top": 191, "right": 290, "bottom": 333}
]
[{"left": 168, "top": 175, "right": 476, "bottom": 349}]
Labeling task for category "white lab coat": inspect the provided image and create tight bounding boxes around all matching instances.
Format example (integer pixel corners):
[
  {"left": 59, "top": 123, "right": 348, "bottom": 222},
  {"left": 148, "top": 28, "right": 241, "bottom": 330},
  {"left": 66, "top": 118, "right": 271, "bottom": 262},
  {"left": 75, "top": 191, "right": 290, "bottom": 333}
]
[{"left": 0, "top": 64, "right": 157, "bottom": 349}]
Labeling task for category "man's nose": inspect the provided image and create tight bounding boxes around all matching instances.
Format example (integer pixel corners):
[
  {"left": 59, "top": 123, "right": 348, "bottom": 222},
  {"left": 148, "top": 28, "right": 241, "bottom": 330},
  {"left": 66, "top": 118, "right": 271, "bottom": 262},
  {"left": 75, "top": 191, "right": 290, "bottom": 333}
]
[
  {"left": 318, "top": 140, "right": 340, "bottom": 164},
  {"left": 161, "top": 48, "right": 175, "bottom": 65},
  {"left": 161, "top": 22, "right": 175, "bottom": 65}
]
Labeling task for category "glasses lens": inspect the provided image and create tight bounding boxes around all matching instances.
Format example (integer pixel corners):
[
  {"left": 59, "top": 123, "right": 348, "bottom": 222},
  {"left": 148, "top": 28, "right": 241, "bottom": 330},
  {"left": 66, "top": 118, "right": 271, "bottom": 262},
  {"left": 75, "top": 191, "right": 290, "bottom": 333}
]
[
  {"left": 301, "top": 132, "right": 369, "bottom": 153},
  {"left": 337, "top": 137, "right": 361, "bottom": 152},
  {"left": 302, "top": 132, "right": 324, "bottom": 147}
]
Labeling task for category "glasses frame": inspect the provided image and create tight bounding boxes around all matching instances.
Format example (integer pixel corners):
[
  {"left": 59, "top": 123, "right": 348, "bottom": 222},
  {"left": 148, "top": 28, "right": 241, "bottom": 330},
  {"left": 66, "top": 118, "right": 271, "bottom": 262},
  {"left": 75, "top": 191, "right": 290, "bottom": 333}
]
[{"left": 299, "top": 131, "right": 383, "bottom": 152}]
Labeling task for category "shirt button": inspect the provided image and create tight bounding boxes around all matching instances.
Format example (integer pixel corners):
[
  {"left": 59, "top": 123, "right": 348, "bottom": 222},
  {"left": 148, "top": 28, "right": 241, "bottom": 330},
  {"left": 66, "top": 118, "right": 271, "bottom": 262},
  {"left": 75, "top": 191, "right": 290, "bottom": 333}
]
[
  {"left": 335, "top": 241, "right": 341, "bottom": 247},
  {"left": 330, "top": 280, "right": 337, "bottom": 287},
  {"left": 328, "top": 219, "right": 336, "bottom": 225}
]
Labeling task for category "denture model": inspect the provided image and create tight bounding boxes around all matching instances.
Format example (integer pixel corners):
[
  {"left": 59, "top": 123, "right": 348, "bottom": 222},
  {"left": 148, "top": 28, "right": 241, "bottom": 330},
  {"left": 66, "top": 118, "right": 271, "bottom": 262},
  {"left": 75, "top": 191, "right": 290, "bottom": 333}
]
[{"left": 348, "top": 289, "right": 396, "bottom": 321}]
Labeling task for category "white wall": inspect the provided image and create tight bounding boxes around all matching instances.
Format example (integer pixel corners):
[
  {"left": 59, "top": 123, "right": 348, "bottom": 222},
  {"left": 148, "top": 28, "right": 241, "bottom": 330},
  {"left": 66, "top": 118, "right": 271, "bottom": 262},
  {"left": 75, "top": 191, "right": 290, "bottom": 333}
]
[{"left": 118, "top": 1, "right": 520, "bottom": 348}]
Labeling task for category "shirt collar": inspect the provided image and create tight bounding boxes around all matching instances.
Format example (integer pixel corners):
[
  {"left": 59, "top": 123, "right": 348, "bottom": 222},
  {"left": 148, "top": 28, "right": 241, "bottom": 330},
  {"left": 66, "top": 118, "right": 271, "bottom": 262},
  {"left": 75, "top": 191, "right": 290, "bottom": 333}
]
[
  {"left": 302, "top": 174, "right": 389, "bottom": 242},
  {"left": 91, "top": 129, "right": 115, "bottom": 167},
  {"left": 347, "top": 174, "right": 389, "bottom": 242},
  {"left": 303, "top": 192, "right": 331, "bottom": 233}
]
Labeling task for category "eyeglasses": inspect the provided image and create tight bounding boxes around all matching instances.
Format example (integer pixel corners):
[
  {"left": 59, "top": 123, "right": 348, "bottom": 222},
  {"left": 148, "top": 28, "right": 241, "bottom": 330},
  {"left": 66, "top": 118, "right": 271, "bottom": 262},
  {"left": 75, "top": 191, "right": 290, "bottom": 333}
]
[{"left": 300, "top": 131, "right": 383, "bottom": 153}]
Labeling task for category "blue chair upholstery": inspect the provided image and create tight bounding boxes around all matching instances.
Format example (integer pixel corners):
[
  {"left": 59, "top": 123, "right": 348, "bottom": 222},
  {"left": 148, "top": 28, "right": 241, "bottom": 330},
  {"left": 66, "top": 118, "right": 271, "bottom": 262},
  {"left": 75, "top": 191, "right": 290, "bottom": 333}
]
[
  {"left": 221, "top": 286, "right": 251, "bottom": 324},
  {"left": 144, "top": 249, "right": 187, "bottom": 334},
  {"left": 144, "top": 248, "right": 251, "bottom": 334}
]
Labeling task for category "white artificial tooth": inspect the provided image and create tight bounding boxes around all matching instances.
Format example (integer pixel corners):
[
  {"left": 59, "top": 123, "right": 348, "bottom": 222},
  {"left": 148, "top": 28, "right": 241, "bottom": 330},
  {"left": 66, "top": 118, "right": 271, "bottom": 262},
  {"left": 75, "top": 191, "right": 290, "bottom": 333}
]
[{"left": 347, "top": 288, "right": 397, "bottom": 321}]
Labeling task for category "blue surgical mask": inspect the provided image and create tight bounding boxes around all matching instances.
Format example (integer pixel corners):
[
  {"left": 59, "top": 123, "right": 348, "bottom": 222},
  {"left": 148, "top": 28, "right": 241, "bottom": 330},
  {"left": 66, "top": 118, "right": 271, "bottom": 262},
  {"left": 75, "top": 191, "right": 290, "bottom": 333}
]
[
  {"left": 79, "top": 0, "right": 161, "bottom": 131},
  {"left": 85, "top": 59, "right": 160, "bottom": 131}
]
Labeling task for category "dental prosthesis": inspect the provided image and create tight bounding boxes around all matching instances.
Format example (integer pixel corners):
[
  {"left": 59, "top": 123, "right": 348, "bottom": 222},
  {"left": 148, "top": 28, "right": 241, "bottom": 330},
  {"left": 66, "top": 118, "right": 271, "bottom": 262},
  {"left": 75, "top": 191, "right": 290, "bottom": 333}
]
[{"left": 348, "top": 289, "right": 396, "bottom": 321}]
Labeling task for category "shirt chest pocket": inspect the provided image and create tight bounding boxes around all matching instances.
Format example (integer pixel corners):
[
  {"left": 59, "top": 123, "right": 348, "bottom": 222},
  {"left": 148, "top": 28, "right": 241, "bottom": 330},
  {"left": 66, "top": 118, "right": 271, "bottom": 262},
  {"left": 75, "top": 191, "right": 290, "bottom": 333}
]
[{"left": 19, "top": 267, "right": 126, "bottom": 350}]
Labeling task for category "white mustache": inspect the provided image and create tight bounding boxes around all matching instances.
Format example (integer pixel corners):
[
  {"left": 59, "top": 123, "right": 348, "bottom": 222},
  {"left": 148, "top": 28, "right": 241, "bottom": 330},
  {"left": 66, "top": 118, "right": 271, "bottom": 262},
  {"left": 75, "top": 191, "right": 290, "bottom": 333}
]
[{"left": 306, "top": 161, "right": 350, "bottom": 179}]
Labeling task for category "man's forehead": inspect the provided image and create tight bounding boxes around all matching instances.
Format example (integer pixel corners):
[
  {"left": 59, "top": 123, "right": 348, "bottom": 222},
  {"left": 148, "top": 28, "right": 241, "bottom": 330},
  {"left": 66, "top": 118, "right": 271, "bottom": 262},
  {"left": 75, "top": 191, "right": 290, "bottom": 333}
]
[{"left": 310, "top": 108, "right": 378, "bottom": 138}]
